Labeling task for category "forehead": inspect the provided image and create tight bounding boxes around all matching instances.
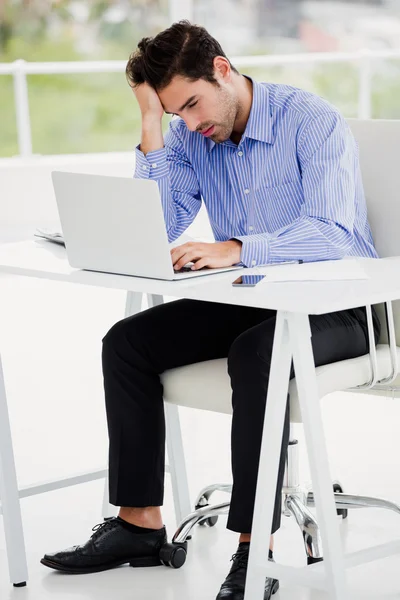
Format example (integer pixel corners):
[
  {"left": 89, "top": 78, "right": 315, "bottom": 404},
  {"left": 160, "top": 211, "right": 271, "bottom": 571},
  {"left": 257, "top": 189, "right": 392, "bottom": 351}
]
[{"left": 158, "top": 76, "right": 212, "bottom": 111}]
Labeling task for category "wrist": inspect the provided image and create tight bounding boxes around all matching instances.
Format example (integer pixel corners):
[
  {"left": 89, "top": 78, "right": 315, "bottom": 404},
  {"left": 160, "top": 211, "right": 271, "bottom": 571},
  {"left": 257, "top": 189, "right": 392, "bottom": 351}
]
[
  {"left": 140, "top": 115, "right": 164, "bottom": 156},
  {"left": 227, "top": 239, "right": 242, "bottom": 249},
  {"left": 226, "top": 239, "right": 242, "bottom": 261},
  {"left": 142, "top": 113, "right": 162, "bottom": 128}
]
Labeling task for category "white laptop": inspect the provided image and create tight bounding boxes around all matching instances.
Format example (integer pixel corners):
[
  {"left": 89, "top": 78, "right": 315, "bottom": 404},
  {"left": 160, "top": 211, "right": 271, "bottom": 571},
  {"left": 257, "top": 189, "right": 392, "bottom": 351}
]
[{"left": 51, "top": 171, "right": 242, "bottom": 281}]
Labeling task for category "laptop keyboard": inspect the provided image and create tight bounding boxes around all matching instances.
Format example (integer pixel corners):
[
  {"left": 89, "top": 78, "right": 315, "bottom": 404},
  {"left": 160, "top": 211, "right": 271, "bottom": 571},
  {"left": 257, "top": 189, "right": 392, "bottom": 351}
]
[{"left": 175, "top": 265, "right": 208, "bottom": 273}]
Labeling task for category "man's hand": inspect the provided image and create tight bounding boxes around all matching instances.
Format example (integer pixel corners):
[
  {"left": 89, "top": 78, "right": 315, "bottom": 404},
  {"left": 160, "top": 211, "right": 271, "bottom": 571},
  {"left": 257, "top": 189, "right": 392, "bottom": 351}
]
[
  {"left": 171, "top": 240, "right": 242, "bottom": 271},
  {"left": 132, "top": 82, "right": 164, "bottom": 155},
  {"left": 132, "top": 82, "right": 164, "bottom": 121}
]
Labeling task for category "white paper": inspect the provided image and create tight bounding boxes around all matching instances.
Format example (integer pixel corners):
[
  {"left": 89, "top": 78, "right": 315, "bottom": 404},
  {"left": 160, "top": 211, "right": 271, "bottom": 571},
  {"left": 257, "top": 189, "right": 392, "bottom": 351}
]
[
  {"left": 34, "top": 227, "right": 65, "bottom": 245},
  {"left": 254, "top": 258, "right": 369, "bottom": 283}
]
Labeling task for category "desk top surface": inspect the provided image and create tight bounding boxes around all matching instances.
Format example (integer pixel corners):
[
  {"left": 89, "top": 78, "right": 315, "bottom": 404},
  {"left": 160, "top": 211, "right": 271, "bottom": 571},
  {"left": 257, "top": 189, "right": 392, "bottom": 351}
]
[{"left": 1, "top": 240, "right": 400, "bottom": 314}]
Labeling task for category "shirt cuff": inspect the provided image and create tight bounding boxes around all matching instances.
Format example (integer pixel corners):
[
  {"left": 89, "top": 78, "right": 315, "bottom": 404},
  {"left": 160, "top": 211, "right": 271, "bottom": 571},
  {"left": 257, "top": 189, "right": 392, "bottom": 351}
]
[
  {"left": 134, "top": 146, "right": 169, "bottom": 179},
  {"left": 233, "top": 234, "right": 270, "bottom": 267}
]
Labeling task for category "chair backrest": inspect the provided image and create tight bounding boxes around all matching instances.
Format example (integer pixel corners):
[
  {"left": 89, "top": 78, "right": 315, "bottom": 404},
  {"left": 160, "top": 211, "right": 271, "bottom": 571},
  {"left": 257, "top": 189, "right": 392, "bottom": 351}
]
[{"left": 347, "top": 119, "right": 400, "bottom": 346}]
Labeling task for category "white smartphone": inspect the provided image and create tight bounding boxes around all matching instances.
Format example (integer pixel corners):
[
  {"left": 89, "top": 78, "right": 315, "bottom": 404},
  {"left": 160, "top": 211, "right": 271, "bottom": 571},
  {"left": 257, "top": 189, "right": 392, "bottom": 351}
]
[{"left": 232, "top": 274, "right": 266, "bottom": 287}]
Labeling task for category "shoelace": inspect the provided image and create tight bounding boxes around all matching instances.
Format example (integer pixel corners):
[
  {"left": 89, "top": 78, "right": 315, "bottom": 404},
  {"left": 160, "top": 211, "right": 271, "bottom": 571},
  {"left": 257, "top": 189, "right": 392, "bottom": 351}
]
[
  {"left": 230, "top": 547, "right": 273, "bottom": 575},
  {"left": 230, "top": 547, "right": 249, "bottom": 572},
  {"left": 90, "top": 518, "right": 117, "bottom": 541}
]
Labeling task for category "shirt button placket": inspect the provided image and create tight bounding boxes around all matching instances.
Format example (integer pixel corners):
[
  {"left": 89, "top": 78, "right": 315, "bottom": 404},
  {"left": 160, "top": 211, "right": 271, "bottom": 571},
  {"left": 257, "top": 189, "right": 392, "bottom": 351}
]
[{"left": 244, "top": 186, "right": 253, "bottom": 232}]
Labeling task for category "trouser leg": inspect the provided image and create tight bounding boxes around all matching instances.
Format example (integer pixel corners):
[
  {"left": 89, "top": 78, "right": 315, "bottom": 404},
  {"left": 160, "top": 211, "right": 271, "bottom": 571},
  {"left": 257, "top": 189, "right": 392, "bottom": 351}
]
[
  {"left": 226, "top": 307, "right": 381, "bottom": 534},
  {"left": 101, "top": 299, "right": 275, "bottom": 507}
]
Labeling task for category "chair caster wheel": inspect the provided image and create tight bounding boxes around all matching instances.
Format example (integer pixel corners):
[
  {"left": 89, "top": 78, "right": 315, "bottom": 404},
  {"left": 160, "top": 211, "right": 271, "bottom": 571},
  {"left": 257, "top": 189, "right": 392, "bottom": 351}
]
[
  {"left": 307, "top": 556, "right": 323, "bottom": 566},
  {"left": 333, "top": 482, "right": 348, "bottom": 519},
  {"left": 195, "top": 503, "right": 219, "bottom": 527},
  {"left": 159, "top": 542, "right": 187, "bottom": 568},
  {"left": 199, "top": 515, "right": 219, "bottom": 527}
]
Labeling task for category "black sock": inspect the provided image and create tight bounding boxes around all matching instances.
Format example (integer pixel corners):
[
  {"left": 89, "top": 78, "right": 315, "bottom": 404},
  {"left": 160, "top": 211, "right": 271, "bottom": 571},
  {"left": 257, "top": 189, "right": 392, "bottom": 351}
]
[
  {"left": 238, "top": 542, "right": 273, "bottom": 560},
  {"left": 116, "top": 516, "right": 161, "bottom": 534}
]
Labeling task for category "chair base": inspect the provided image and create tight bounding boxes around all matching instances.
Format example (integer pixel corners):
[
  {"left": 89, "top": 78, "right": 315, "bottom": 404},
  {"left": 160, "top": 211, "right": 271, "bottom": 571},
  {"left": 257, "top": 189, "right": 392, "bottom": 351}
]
[{"left": 171, "top": 436, "right": 400, "bottom": 564}]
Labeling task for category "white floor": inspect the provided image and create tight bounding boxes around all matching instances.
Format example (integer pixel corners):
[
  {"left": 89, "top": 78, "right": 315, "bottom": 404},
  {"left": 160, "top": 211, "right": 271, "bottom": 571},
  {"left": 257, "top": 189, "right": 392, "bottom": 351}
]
[{"left": 1, "top": 273, "right": 400, "bottom": 599}]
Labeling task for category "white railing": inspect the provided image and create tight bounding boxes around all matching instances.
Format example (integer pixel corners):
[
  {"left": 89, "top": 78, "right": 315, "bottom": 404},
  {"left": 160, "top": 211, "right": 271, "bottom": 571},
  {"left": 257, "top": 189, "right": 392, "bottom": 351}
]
[{"left": 1, "top": 47, "right": 400, "bottom": 157}]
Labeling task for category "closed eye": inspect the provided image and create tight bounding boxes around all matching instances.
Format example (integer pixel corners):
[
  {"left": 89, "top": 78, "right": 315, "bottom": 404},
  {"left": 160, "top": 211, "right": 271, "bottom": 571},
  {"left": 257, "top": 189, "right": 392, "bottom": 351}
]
[{"left": 167, "top": 100, "right": 198, "bottom": 117}]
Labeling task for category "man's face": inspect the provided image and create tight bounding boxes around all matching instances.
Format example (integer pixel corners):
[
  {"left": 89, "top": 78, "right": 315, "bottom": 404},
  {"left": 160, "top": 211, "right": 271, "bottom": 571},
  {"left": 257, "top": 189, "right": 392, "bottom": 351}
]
[{"left": 158, "top": 75, "right": 238, "bottom": 143}]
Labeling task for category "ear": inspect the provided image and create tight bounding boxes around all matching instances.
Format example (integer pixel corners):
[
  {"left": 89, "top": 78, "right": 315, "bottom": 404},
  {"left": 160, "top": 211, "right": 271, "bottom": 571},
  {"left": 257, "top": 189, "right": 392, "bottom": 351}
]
[{"left": 213, "top": 56, "right": 231, "bottom": 82}]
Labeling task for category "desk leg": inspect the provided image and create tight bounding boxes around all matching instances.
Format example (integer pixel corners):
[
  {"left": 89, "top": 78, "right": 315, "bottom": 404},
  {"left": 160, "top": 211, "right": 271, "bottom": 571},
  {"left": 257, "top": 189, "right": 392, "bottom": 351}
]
[
  {"left": 164, "top": 402, "right": 191, "bottom": 524},
  {"left": 124, "top": 290, "right": 143, "bottom": 317},
  {"left": 244, "top": 311, "right": 293, "bottom": 600},
  {"left": 147, "top": 294, "right": 191, "bottom": 526},
  {"left": 101, "top": 291, "right": 144, "bottom": 519},
  {"left": 288, "top": 312, "right": 348, "bottom": 599},
  {"left": 0, "top": 354, "right": 28, "bottom": 586}
]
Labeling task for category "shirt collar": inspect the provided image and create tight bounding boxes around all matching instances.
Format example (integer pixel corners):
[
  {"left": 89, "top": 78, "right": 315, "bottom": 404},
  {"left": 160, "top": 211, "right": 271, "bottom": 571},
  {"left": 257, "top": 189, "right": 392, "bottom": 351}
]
[{"left": 207, "top": 77, "right": 274, "bottom": 152}]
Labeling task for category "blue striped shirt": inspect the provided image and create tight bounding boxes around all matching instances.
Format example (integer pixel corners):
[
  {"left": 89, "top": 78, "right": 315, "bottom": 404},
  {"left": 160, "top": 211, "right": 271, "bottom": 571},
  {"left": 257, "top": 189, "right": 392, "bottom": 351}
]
[{"left": 134, "top": 78, "right": 378, "bottom": 267}]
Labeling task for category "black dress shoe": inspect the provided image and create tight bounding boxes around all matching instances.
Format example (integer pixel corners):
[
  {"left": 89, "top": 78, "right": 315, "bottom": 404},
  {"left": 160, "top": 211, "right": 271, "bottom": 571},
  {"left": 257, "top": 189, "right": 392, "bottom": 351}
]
[
  {"left": 40, "top": 517, "right": 167, "bottom": 574},
  {"left": 216, "top": 543, "right": 279, "bottom": 600}
]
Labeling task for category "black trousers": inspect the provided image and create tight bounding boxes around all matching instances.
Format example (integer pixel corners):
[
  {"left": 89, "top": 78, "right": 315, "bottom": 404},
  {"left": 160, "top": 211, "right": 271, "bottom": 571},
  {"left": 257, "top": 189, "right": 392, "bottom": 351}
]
[{"left": 102, "top": 300, "right": 381, "bottom": 534}]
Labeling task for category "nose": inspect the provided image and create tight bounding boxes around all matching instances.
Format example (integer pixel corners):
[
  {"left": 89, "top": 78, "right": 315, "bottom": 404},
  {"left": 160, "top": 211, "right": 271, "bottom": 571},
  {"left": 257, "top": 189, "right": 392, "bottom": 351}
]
[{"left": 184, "top": 116, "right": 199, "bottom": 133}]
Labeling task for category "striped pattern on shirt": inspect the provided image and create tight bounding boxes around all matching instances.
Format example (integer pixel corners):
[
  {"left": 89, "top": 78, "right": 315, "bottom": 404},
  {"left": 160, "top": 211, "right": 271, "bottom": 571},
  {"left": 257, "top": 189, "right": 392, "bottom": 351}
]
[{"left": 134, "top": 78, "right": 378, "bottom": 267}]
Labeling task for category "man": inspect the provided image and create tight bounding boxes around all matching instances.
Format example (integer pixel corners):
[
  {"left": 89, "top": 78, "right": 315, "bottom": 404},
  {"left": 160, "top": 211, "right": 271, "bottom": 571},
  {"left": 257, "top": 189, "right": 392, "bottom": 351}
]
[{"left": 41, "top": 20, "right": 381, "bottom": 600}]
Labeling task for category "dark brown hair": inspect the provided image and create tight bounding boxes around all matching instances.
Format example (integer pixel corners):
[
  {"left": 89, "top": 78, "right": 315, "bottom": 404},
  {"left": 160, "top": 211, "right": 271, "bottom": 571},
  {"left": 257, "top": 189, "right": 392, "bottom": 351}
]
[{"left": 126, "top": 20, "right": 238, "bottom": 91}]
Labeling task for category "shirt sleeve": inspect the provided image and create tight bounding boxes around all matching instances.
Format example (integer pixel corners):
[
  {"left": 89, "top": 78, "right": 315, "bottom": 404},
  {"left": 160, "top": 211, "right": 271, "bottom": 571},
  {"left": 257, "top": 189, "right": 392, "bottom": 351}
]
[
  {"left": 234, "top": 111, "right": 357, "bottom": 267},
  {"left": 134, "top": 122, "right": 202, "bottom": 242}
]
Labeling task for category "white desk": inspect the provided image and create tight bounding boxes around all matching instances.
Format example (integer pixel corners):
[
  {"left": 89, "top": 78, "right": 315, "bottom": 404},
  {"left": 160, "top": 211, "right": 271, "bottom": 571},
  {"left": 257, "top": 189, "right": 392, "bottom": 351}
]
[
  {"left": 2, "top": 239, "right": 400, "bottom": 599},
  {"left": 2, "top": 240, "right": 400, "bottom": 312}
]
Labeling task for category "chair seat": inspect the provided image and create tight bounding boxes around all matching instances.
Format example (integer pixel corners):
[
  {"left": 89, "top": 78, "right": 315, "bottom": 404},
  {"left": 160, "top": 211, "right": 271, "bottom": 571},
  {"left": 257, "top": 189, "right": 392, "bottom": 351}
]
[{"left": 162, "top": 344, "right": 400, "bottom": 423}]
